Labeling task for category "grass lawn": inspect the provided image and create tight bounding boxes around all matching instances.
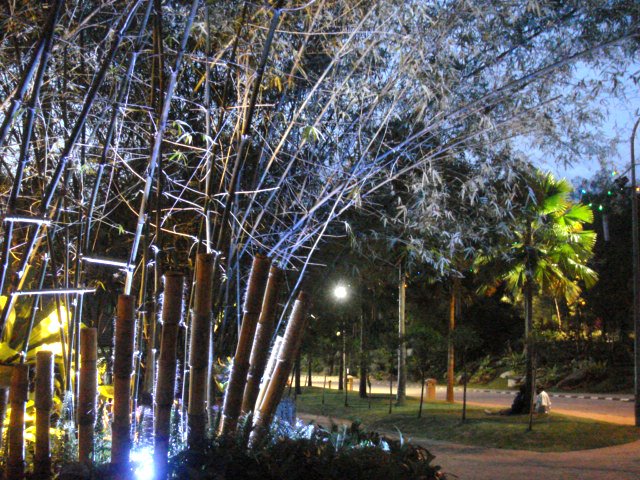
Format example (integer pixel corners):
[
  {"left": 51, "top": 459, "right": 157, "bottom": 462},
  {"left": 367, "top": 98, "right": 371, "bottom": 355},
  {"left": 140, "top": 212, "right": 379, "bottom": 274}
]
[{"left": 295, "top": 387, "right": 639, "bottom": 452}]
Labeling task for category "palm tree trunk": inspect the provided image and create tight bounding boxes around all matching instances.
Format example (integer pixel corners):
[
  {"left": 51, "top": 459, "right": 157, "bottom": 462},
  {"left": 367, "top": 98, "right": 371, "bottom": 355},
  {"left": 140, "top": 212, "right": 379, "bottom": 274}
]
[
  {"left": 554, "top": 298, "right": 563, "bottom": 331},
  {"left": 154, "top": 273, "right": 184, "bottom": 480},
  {"left": 35, "top": 351, "right": 54, "bottom": 478},
  {"left": 524, "top": 280, "right": 534, "bottom": 413},
  {"left": 78, "top": 328, "right": 97, "bottom": 465}
]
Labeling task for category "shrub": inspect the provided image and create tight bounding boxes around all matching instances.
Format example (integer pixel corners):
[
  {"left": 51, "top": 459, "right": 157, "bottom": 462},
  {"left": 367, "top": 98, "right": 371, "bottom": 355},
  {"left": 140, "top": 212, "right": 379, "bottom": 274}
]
[{"left": 166, "top": 420, "right": 444, "bottom": 480}]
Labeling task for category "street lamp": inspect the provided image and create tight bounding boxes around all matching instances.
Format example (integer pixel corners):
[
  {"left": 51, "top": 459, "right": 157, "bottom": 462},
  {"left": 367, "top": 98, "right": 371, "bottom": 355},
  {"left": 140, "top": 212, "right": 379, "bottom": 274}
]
[
  {"left": 334, "top": 284, "right": 348, "bottom": 300},
  {"left": 333, "top": 284, "right": 349, "bottom": 406}
]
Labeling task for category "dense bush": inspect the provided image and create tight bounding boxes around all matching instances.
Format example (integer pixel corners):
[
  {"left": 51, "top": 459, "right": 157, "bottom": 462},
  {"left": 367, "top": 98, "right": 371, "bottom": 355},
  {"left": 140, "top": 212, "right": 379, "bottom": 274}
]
[{"left": 166, "top": 421, "right": 443, "bottom": 480}]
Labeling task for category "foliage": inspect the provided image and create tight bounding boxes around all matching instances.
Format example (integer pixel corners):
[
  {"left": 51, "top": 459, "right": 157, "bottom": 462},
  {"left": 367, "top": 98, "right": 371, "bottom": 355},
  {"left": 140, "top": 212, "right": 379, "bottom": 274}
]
[{"left": 162, "top": 419, "right": 442, "bottom": 480}]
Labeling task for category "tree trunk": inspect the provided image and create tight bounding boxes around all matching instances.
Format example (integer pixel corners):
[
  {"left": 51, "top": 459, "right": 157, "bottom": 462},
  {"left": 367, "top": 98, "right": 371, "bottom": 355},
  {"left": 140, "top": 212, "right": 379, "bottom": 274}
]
[
  {"left": 241, "top": 265, "right": 283, "bottom": 415},
  {"left": 294, "top": 350, "right": 302, "bottom": 394},
  {"left": 388, "top": 373, "right": 393, "bottom": 414},
  {"left": 220, "top": 255, "right": 271, "bottom": 435},
  {"left": 6, "top": 364, "right": 28, "bottom": 480},
  {"left": 78, "top": 328, "right": 97, "bottom": 466},
  {"left": 397, "top": 264, "right": 407, "bottom": 405},
  {"left": 524, "top": 280, "right": 534, "bottom": 414},
  {"left": 554, "top": 298, "right": 563, "bottom": 331},
  {"left": 462, "top": 352, "right": 468, "bottom": 422},
  {"left": 447, "top": 281, "right": 457, "bottom": 403},
  {"left": 249, "top": 292, "right": 309, "bottom": 447},
  {"left": 112, "top": 294, "right": 136, "bottom": 470},
  {"left": 418, "top": 371, "right": 425, "bottom": 419},
  {"left": 188, "top": 253, "right": 214, "bottom": 447},
  {"left": 154, "top": 273, "right": 184, "bottom": 479},
  {"left": 307, "top": 355, "right": 312, "bottom": 388},
  {"left": 359, "top": 299, "right": 370, "bottom": 399},
  {"left": 338, "top": 342, "right": 344, "bottom": 391}
]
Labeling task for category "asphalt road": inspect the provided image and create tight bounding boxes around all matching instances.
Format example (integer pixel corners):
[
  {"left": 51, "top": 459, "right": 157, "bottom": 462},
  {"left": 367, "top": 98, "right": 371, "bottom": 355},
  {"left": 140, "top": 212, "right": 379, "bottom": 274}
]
[
  {"left": 436, "top": 386, "right": 634, "bottom": 425},
  {"left": 313, "top": 376, "right": 635, "bottom": 425}
]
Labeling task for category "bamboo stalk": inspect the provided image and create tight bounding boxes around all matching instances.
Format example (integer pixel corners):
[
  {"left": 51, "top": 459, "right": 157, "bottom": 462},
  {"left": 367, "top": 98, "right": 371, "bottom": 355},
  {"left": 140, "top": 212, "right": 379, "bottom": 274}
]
[
  {"left": 0, "top": 0, "right": 143, "bottom": 339},
  {"left": 219, "top": 255, "right": 271, "bottom": 435},
  {"left": 34, "top": 351, "right": 54, "bottom": 479},
  {"left": 188, "top": 254, "right": 213, "bottom": 448},
  {"left": 241, "top": 265, "right": 283, "bottom": 414},
  {"left": 125, "top": 0, "right": 201, "bottom": 295},
  {"left": 249, "top": 292, "right": 309, "bottom": 447},
  {"left": 112, "top": 295, "right": 136, "bottom": 470},
  {"left": 254, "top": 336, "right": 284, "bottom": 414},
  {"left": 0, "top": 0, "right": 64, "bottom": 298},
  {"left": 0, "top": 386, "right": 8, "bottom": 452},
  {"left": 5, "top": 364, "right": 28, "bottom": 480},
  {"left": 154, "top": 272, "right": 184, "bottom": 479},
  {"left": 78, "top": 328, "right": 98, "bottom": 465}
]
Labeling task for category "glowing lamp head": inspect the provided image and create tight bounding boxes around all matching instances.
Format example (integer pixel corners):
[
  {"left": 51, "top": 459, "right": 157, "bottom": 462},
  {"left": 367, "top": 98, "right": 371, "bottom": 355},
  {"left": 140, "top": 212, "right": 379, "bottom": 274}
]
[{"left": 333, "top": 284, "right": 348, "bottom": 300}]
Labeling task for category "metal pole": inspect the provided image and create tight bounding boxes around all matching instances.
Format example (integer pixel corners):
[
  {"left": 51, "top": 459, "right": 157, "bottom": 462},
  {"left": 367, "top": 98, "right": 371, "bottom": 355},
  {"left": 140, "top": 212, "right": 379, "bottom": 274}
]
[{"left": 631, "top": 117, "right": 640, "bottom": 427}]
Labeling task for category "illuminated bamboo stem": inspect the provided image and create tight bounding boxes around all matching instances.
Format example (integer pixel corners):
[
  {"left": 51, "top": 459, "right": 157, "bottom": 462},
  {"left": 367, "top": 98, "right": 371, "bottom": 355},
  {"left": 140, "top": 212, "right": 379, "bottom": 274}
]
[
  {"left": 219, "top": 255, "right": 271, "bottom": 435},
  {"left": 5, "top": 364, "right": 28, "bottom": 480},
  {"left": 34, "top": 351, "right": 54, "bottom": 478},
  {"left": 154, "top": 272, "right": 184, "bottom": 479},
  {"left": 78, "top": 328, "right": 98, "bottom": 465},
  {"left": 241, "top": 265, "right": 283, "bottom": 414},
  {"left": 249, "top": 292, "right": 309, "bottom": 447},
  {"left": 0, "top": 0, "right": 143, "bottom": 339},
  {"left": 0, "top": 387, "right": 8, "bottom": 452},
  {"left": 254, "top": 336, "right": 283, "bottom": 414},
  {"left": 188, "top": 254, "right": 213, "bottom": 448},
  {"left": 112, "top": 295, "right": 136, "bottom": 469}
]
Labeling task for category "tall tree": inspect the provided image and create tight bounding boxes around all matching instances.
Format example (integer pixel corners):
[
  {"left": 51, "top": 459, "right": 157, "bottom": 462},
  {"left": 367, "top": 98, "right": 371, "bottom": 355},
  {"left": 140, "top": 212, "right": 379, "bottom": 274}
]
[{"left": 479, "top": 170, "right": 598, "bottom": 409}]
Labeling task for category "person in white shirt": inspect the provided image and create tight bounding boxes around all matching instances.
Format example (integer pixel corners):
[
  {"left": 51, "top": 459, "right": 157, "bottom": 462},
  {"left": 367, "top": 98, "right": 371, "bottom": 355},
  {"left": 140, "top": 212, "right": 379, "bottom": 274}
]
[{"left": 535, "top": 386, "right": 551, "bottom": 414}]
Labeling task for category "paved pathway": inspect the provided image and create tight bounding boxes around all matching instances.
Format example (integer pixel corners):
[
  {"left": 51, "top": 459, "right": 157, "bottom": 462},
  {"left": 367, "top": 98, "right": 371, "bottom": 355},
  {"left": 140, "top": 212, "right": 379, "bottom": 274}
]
[{"left": 298, "top": 413, "right": 640, "bottom": 480}]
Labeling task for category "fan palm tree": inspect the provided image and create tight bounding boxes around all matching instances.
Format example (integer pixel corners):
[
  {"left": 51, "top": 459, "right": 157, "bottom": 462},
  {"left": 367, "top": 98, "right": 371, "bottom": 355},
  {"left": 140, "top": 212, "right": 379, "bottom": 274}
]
[{"left": 479, "top": 170, "right": 598, "bottom": 411}]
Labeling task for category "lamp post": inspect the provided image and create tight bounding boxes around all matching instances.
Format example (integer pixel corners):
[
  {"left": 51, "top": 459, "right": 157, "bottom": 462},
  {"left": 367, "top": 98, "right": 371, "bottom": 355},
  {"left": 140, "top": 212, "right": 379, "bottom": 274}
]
[
  {"left": 631, "top": 117, "right": 640, "bottom": 427},
  {"left": 333, "top": 284, "right": 349, "bottom": 407}
]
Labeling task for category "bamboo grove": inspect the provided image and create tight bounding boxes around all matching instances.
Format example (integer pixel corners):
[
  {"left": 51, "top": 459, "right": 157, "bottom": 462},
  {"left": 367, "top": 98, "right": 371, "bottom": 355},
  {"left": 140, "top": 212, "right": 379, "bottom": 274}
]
[{"left": 0, "top": 0, "right": 638, "bottom": 477}]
